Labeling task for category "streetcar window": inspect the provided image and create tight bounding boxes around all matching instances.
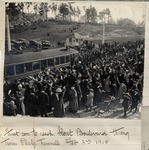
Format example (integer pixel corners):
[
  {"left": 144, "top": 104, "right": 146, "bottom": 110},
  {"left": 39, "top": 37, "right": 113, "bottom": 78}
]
[
  {"left": 48, "top": 58, "right": 54, "bottom": 66},
  {"left": 25, "top": 62, "right": 32, "bottom": 72},
  {"left": 55, "top": 57, "right": 59, "bottom": 65},
  {"left": 32, "top": 61, "right": 40, "bottom": 70},
  {"left": 66, "top": 55, "right": 70, "bottom": 62},
  {"left": 69, "top": 38, "right": 72, "bottom": 42},
  {"left": 70, "top": 54, "right": 73, "bottom": 59},
  {"left": 41, "top": 60, "right": 47, "bottom": 68},
  {"left": 16, "top": 64, "right": 24, "bottom": 74},
  {"left": 76, "top": 39, "right": 78, "bottom": 42},
  {"left": 6, "top": 65, "right": 14, "bottom": 76},
  {"left": 60, "top": 56, "right": 65, "bottom": 64}
]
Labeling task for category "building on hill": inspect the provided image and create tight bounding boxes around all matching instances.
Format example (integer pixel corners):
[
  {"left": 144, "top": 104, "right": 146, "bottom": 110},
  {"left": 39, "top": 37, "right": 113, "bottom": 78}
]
[{"left": 65, "top": 32, "right": 91, "bottom": 48}]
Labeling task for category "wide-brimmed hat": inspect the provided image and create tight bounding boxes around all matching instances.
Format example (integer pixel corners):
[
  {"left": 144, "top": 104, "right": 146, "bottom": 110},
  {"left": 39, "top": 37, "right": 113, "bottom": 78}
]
[
  {"left": 71, "top": 86, "right": 75, "bottom": 90},
  {"left": 18, "top": 84, "right": 22, "bottom": 90},
  {"left": 90, "top": 89, "right": 94, "bottom": 92},
  {"left": 56, "top": 88, "right": 62, "bottom": 93}
]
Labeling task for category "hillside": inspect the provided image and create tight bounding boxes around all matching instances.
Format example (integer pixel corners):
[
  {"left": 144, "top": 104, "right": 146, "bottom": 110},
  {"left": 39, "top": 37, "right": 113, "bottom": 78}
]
[{"left": 10, "top": 20, "right": 145, "bottom": 45}]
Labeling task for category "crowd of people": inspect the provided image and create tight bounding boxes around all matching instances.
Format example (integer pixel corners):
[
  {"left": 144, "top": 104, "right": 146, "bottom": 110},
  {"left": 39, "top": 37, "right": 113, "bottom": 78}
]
[{"left": 3, "top": 39, "right": 144, "bottom": 118}]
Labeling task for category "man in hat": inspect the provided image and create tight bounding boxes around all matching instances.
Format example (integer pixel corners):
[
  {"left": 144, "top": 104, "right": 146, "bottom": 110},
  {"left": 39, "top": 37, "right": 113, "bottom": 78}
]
[
  {"left": 94, "top": 84, "right": 102, "bottom": 106},
  {"left": 122, "top": 92, "right": 131, "bottom": 118},
  {"left": 37, "top": 83, "right": 49, "bottom": 117},
  {"left": 130, "top": 87, "right": 141, "bottom": 113},
  {"left": 16, "top": 91, "right": 25, "bottom": 116}
]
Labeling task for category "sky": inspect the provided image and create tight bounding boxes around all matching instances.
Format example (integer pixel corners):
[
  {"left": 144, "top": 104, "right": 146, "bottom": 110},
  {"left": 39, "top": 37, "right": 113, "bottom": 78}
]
[
  {"left": 23, "top": 1, "right": 146, "bottom": 24},
  {"left": 71, "top": 1, "right": 145, "bottom": 23}
]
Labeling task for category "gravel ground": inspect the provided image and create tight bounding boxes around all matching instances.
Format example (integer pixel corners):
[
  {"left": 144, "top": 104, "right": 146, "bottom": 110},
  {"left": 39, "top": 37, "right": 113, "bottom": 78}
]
[{"left": 47, "top": 99, "right": 141, "bottom": 119}]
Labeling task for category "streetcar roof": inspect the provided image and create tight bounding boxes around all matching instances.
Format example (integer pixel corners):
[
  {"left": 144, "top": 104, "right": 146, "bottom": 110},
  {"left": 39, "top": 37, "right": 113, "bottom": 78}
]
[{"left": 5, "top": 48, "right": 78, "bottom": 65}]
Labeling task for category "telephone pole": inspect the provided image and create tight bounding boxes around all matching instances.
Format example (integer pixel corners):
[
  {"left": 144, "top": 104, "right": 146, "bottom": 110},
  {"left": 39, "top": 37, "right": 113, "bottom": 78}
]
[
  {"left": 6, "top": 14, "right": 11, "bottom": 52},
  {"left": 102, "top": 18, "right": 105, "bottom": 44}
]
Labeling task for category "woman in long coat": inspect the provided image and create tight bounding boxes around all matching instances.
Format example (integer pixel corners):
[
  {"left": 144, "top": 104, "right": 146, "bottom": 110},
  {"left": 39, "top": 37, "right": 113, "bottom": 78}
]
[
  {"left": 104, "top": 75, "right": 110, "bottom": 93},
  {"left": 94, "top": 85, "right": 102, "bottom": 105},
  {"left": 53, "top": 87, "right": 65, "bottom": 117},
  {"left": 69, "top": 86, "right": 78, "bottom": 113},
  {"left": 117, "top": 82, "right": 127, "bottom": 100},
  {"left": 86, "top": 89, "right": 94, "bottom": 111},
  {"left": 17, "top": 91, "right": 25, "bottom": 116}
]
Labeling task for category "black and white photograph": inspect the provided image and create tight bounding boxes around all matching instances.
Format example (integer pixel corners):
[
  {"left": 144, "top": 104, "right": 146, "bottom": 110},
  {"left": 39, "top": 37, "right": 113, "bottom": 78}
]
[{"left": 3, "top": 1, "right": 145, "bottom": 119}]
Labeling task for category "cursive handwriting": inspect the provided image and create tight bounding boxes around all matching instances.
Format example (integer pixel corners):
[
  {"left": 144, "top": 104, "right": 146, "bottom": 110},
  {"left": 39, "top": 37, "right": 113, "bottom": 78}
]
[
  {"left": 109, "top": 127, "right": 130, "bottom": 140},
  {"left": 39, "top": 130, "right": 54, "bottom": 136},
  {"left": 1, "top": 138, "right": 18, "bottom": 145},
  {"left": 20, "top": 138, "right": 36, "bottom": 146},
  {"left": 76, "top": 128, "right": 108, "bottom": 136},
  {"left": 37, "top": 138, "right": 60, "bottom": 145},
  {"left": 0, "top": 126, "right": 131, "bottom": 147},
  {"left": 57, "top": 126, "right": 73, "bottom": 136},
  {"left": 4, "top": 128, "right": 19, "bottom": 137}
]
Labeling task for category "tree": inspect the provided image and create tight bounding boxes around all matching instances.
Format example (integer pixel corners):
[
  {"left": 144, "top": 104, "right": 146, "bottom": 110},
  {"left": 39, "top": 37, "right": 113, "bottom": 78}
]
[
  {"left": 98, "top": 10, "right": 107, "bottom": 21},
  {"left": 17, "top": 2, "right": 25, "bottom": 13},
  {"left": 117, "top": 18, "right": 136, "bottom": 27},
  {"left": 68, "top": 2, "right": 74, "bottom": 22},
  {"left": 44, "top": 3, "right": 50, "bottom": 21},
  {"left": 25, "top": 2, "right": 32, "bottom": 14},
  {"left": 50, "top": 2, "right": 57, "bottom": 19},
  {"left": 59, "top": 3, "right": 69, "bottom": 21},
  {"left": 33, "top": 3, "right": 38, "bottom": 15},
  {"left": 85, "top": 5, "right": 97, "bottom": 23},
  {"left": 90, "top": 7, "right": 97, "bottom": 23},
  {"left": 39, "top": 2, "right": 50, "bottom": 21},
  {"left": 98, "top": 8, "right": 112, "bottom": 24},
  {"left": 105, "top": 8, "right": 111, "bottom": 24},
  {"left": 33, "top": 3, "right": 39, "bottom": 20},
  {"left": 76, "top": 6, "right": 81, "bottom": 22},
  {"left": 6, "top": 3, "right": 21, "bottom": 20}
]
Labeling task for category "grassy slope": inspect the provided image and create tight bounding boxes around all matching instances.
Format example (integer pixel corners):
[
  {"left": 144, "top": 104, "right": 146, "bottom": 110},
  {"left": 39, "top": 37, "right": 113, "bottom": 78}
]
[{"left": 11, "top": 21, "right": 145, "bottom": 45}]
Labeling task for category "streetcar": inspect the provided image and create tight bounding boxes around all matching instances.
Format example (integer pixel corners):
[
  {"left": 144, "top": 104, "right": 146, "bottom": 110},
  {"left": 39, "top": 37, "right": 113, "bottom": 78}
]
[{"left": 4, "top": 48, "right": 79, "bottom": 80}]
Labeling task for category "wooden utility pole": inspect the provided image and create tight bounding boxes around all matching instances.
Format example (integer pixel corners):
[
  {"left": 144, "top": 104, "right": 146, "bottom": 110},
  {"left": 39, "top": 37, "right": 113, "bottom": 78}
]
[
  {"left": 6, "top": 14, "right": 11, "bottom": 52},
  {"left": 102, "top": 18, "right": 105, "bottom": 44}
]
